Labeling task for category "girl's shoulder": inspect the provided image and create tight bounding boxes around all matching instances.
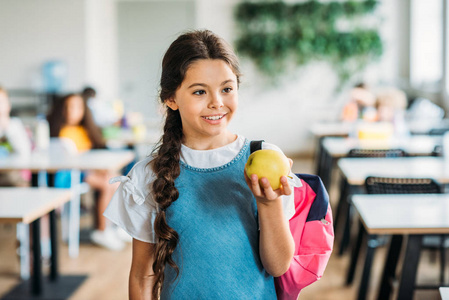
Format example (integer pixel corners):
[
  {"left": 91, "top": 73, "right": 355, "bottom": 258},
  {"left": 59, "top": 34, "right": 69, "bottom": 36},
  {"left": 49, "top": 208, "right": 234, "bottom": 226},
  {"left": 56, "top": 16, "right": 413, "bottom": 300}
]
[
  {"left": 109, "top": 156, "right": 155, "bottom": 207},
  {"left": 126, "top": 156, "right": 154, "bottom": 186}
]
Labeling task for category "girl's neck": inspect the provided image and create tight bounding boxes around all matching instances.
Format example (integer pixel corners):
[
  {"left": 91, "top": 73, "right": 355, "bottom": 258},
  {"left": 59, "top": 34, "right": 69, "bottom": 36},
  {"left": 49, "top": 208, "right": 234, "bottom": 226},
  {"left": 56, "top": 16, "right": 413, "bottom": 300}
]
[{"left": 182, "top": 132, "right": 237, "bottom": 150}]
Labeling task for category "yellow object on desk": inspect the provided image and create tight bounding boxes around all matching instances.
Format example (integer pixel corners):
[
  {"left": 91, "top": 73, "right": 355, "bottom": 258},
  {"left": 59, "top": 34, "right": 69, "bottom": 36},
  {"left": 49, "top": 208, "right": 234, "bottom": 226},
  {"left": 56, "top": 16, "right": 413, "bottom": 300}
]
[{"left": 357, "top": 122, "right": 394, "bottom": 140}]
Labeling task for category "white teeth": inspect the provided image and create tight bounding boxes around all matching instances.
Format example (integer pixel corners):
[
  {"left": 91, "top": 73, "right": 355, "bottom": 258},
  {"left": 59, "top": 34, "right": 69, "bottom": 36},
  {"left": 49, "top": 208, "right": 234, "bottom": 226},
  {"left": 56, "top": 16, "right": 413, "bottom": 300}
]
[{"left": 204, "top": 115, "right": 224, "bottom": 120}]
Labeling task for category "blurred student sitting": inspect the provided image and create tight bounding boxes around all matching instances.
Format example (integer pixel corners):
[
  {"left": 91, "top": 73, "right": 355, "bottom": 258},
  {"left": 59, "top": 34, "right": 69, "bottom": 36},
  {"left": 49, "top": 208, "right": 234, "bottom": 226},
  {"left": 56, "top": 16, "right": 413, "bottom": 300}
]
[
  {"left": 341, "top": 82, "right": 377, "bottom": 122},
  {"left": 47, "top": 93, "right": 128, "bottom": 250},
  {"left": 0, "top": 87, "right": 31, "bottom": 186},
  {"left": 376, "top": 87, "right": 408, "bottom": 122}
]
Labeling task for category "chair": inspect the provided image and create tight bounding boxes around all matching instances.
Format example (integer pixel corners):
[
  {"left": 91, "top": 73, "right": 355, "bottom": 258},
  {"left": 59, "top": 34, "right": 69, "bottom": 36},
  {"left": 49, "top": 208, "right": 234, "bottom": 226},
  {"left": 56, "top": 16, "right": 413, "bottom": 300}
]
[
  {"left": 347, "top": 148, "right": 407, "bottom": 158},
  {"left": 429, "top": 127, "right": 449, "bottom": 136},
  {"left": 432, "top": 145, "right": 442, "bottom": 157},
  {"left": 346, "top": 176, "right": 445, "bottom": 294},
  {"left": 365, "top": 176, "right": 442, "bottom": 194}
]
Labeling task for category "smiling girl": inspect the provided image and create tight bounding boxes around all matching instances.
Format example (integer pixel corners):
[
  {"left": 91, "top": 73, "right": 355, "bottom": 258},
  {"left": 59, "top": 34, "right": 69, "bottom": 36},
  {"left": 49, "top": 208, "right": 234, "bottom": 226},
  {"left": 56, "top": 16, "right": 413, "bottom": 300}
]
[{"left": 104, "top": 30, "right": 301, "bottom": 299}]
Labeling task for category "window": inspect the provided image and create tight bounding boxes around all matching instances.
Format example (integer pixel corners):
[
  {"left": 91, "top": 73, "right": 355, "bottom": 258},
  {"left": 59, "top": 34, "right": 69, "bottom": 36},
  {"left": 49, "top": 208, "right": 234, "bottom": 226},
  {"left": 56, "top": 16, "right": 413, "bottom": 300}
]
[{"left": 410, "top": 0, "right": 443, "bottom": 92}]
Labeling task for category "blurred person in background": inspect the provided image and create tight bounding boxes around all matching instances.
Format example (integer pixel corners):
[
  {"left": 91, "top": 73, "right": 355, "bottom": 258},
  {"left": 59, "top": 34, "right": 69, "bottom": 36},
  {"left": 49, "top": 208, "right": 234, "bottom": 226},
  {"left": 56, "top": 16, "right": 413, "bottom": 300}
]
[
  {"left": 47, "top": 93, "right": 129, "bottom": 250},
  {"left": 0, "top": 87, "right": 31, "bottom": 186},
  {"left": 341, "top": 82, "right": 377, "bottom": 122},
  {"left": 376, "top": 87, "right": 408, "bottom": 122}
]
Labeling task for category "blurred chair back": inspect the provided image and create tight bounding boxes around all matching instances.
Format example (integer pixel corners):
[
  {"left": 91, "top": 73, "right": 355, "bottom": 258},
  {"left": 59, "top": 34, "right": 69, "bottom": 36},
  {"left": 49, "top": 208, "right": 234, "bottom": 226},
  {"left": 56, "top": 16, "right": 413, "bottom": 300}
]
[
  {"left": 348, "top": 148, "right": 407, "bottom": 158},
  {"left": 365, "top": 177, "right": 442, "bottom": 194}
]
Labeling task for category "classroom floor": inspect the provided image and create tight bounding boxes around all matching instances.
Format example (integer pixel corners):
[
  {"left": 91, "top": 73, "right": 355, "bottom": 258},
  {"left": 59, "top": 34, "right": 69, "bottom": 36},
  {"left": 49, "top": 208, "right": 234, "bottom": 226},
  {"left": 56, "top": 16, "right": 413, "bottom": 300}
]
[{"left": 0, "top": 157, "right": 445, "bottom": 300}]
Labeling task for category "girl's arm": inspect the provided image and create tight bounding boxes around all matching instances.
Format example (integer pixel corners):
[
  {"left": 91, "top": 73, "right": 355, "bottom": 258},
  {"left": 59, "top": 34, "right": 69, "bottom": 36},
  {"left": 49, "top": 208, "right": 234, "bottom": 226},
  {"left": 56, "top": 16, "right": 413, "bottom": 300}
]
[
  {"left": 129, "top": 239, "right": 156, "bottom": 300},
  {"left": 245, "top": 169, "right": 295, "bottom": 277}
]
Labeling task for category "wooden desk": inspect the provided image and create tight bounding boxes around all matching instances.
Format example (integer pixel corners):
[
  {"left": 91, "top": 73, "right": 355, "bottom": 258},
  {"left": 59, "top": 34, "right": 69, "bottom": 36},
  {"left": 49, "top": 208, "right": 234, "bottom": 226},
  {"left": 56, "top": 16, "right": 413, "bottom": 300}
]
[
  {"left": 323, "top": 136, "right": 440, "bottom": 158},
  {"left": 352, "top": 194, "right": 449, "bottom": 300},
  {"left": 319, "top": 136, "right": 441, "bottom": 188},
  {"left": 338, "top": 157, "right": 449, "bottom": 186},
  {"left": 0, "top": 149, "right": 136, "bottom": 258},
  {"left": 0, "top": 149, "right": 135, "bottom": 172},
  {"left": 0, "top": 188, "right": 85, "bottom": 299}
]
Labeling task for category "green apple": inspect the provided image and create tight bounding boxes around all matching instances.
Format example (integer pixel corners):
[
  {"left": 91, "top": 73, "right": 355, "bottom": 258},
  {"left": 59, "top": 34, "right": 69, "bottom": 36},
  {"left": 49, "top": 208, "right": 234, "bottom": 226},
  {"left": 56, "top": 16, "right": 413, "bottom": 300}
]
[{"left": 245, "top": 149, "right": 290, "bottom": 190}]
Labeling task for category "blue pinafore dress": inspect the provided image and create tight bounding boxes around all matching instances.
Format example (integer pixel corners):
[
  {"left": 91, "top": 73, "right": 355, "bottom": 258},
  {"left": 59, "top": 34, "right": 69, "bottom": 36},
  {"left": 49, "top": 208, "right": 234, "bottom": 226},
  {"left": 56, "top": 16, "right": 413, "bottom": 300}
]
[{"left": 160, "top": 139, "right": 276, "bottom": 299}]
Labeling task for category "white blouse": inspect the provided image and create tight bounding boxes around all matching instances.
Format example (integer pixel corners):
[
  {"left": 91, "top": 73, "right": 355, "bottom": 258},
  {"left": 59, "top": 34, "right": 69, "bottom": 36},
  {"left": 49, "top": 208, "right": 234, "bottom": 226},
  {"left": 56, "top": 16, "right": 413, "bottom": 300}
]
[{"left": 104, "top": 135, "right": 301, "bottom": 243}]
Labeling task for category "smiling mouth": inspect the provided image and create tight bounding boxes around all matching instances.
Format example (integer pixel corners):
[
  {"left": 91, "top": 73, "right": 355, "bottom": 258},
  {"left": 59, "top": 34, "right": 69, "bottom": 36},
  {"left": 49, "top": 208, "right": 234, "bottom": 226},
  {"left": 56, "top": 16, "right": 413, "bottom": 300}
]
[{"left": 202, "top": 114, "right": 226, "bottom": 121}]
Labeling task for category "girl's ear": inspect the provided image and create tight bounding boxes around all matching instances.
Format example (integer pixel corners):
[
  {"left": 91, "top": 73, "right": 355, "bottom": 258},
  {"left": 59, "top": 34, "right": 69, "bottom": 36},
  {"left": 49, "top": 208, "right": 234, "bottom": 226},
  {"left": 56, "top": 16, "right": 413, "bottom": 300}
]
[{"left": 166, "top": 98, "right": 179, "bottom": 111}]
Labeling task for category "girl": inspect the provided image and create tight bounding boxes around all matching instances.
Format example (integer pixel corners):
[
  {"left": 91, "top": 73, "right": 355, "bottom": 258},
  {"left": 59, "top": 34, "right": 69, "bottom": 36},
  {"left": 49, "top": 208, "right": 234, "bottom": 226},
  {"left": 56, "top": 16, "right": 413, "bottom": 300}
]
[
  {"left": 104, "top": 30, "right": 300, "bottom": 299},
  {"left": 47, "top": 94, "right": 127, "bottom": 251}
]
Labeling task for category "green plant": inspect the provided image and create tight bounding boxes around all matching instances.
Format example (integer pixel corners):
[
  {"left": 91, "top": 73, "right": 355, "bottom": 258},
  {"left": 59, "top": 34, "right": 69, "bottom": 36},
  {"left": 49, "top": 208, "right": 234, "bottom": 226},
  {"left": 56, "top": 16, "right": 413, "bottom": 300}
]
[{"left": 234, "top": 0, "right": 383, "bottom": 84}]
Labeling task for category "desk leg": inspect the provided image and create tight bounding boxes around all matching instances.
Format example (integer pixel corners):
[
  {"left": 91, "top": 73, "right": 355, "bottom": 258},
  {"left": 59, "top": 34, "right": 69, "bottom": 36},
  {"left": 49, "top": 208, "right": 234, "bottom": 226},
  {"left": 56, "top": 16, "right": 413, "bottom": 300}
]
[
  {"left": 357, "top": 234, "right": 378, "bottom": 300},
  {"left": 68, "top": 169, "right": 81, "bottom": 258},
  {"left": 397, "top": 234, "right": 423, "bottom": 300},
  {"left": 334, "top": 177, "right": 348, "bottom": 233},
  {"left": 346, "top": 221, "right": 365, "bottom": 285},
  {"left": 49, "top": 209, "right": 58, "bottom": 281},
  {"left": 314, "top": 137, "right": 324, "bottom": 176},
  {"left": 377, "top": 234, "right": 403, "bottom": 300},
  {"left": 31, "top": 218, "right": 42, "bottom": 295},
  {"left": 16, "top": 223, "right": 30, "bottom": 280},
  {"left": 321, "top": 149, "right": 334, "bottom": 190}
]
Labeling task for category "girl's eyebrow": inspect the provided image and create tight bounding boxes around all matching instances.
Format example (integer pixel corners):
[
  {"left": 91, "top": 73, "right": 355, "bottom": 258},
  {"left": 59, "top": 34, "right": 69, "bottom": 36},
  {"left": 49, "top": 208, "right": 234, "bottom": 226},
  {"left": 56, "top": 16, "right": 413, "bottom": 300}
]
[{"left": 187, "top": 79, "right": 235, "bottom": 89}]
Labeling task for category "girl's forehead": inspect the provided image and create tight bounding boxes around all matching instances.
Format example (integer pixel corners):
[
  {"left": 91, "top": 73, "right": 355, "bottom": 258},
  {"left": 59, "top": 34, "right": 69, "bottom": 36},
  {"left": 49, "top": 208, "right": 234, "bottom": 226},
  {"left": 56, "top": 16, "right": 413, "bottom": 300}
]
[{"left": 184, "top": 59, "right": 236, "bottom": 84}]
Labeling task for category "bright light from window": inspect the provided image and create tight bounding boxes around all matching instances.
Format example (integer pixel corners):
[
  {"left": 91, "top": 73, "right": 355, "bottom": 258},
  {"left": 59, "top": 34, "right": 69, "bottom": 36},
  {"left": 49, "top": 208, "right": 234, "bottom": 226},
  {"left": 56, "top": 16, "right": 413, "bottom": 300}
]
[{"left": 410, "top": 0, "right": 443, "bottom": 91}]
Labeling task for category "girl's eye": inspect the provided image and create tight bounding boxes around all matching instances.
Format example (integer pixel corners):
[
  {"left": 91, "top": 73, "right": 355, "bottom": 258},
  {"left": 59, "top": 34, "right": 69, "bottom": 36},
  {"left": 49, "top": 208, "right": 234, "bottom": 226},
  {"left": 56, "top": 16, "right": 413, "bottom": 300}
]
[
  {"left": 223, "top": 87, "right": 232, "bottom": 93},
  {"left": 193, "top": 90, "right": 206, "bottom": 95}
]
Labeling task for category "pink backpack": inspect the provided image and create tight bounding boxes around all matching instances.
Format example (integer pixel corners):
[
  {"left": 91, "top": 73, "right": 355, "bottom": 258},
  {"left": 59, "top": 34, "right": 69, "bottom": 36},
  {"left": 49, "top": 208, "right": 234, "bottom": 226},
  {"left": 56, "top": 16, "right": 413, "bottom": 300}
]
[{"left": 275, "top": 173, "right": 334, "bottom": 300}]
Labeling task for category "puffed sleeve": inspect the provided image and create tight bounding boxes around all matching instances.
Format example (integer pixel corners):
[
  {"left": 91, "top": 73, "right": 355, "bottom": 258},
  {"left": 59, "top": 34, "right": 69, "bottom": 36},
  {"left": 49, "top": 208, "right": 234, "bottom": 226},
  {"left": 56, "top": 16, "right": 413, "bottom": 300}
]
[
  {"left": 103, "top": 158, "right": 158, "bottom": 243},
  {"left": 262, "top": 142, "right": 302, "bottom": 221}
]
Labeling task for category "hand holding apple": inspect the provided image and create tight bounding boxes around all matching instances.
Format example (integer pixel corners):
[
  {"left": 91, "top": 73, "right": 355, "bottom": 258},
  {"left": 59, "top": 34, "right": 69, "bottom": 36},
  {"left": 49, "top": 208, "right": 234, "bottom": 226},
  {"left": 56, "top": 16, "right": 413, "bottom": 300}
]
[{"left": 245, "top": 149, "right": 291, "bottom": 190}]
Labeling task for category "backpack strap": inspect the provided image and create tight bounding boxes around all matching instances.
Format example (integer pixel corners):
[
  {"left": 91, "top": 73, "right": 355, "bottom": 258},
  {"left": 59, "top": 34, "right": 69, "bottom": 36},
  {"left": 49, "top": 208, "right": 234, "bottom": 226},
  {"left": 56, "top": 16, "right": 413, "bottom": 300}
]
[{"left": 250, "top": 140, "right": 264, "bottom": 154}]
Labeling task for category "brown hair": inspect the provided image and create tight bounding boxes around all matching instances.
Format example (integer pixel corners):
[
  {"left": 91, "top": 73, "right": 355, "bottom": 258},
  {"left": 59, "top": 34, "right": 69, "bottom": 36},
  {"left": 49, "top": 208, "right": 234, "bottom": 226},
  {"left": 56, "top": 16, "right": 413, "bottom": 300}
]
[
  {"left": 47, "top": 93, "right": 105, "bottom": 149},
  {"left": 149, "top": 29, "right": 241, "bottom": 297}
]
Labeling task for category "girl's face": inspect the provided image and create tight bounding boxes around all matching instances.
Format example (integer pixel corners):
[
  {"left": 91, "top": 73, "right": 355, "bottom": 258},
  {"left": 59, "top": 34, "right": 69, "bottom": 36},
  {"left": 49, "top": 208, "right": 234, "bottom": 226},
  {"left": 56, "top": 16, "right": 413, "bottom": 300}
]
[
  {"left": 167, "top": 59, "right": 238, "bottom": 148},
  {"left": 65, "top": 95, "right": 85, "bottom": 126}
]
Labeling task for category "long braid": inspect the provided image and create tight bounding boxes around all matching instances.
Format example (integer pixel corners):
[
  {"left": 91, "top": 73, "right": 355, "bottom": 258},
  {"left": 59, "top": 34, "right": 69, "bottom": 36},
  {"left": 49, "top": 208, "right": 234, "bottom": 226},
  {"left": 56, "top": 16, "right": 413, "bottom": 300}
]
[{"left": 150, "top": 109, "right": 183, "bottom": 297}]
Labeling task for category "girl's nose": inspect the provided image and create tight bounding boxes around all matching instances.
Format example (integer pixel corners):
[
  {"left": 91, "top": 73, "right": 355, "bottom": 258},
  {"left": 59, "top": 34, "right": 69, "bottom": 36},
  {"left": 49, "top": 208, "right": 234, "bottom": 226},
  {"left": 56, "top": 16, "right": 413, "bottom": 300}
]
[{"left": 208, "top": 93, "right": 224, "bottom": 109}]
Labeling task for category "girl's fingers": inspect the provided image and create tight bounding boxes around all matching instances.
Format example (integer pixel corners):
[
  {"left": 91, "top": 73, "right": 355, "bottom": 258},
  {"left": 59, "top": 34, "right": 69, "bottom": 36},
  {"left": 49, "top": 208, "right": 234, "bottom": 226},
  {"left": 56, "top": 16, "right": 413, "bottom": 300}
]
[
  {"left": 280, "top": 176, "right": 292, "bottom": 196},
  {"left": 260, "top": 177, "right": 279, "bottom": 200},
  {"left": 250, "top": 174, "right": 262, "bottom": 195}
]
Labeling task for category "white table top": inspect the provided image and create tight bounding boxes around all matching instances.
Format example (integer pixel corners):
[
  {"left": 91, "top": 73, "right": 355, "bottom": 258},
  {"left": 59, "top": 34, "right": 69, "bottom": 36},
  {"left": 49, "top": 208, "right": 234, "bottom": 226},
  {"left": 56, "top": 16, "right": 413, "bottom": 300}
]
[
  {"left": 0, "top": 149, "right": 135, "bottom": 172},
  {"left": 352, "top": 194, "right": 449, "bottom": 234},
  {"left": 441, "top": 287, "right": 449, "bottom": 300},
  {"left": 338, "top": 157, "right": 449, "bottom": 185},
  {"left": 0, "top": 187, "right": 72, "bottom": 224},
  {"left": 322, "top": 136, "right": 440, "bottom": 157}
]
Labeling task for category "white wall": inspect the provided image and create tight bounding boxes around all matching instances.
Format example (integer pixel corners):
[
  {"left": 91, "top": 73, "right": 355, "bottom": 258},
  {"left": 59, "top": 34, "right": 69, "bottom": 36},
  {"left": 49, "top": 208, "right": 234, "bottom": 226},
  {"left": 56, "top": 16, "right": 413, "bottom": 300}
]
[
  {"left": 117, "top": 0, "right": 195, "bottom": 119},
  {"left": 0, "top": 0, "right": 117, "bottom": 97},
  {"left": 0, "top": 0, "right": 86, "bottom": 91}
]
